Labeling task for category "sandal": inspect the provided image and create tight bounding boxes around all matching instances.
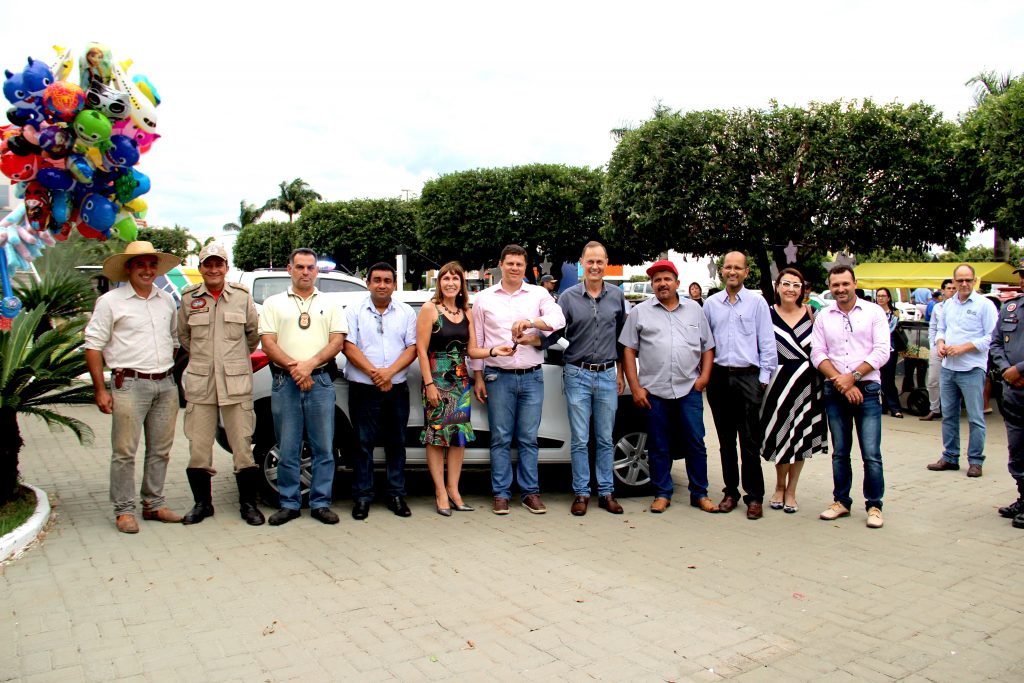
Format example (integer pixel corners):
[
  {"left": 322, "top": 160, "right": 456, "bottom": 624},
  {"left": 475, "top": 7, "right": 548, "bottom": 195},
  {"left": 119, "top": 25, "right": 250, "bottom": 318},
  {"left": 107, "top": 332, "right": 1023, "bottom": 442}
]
[
  {"left": 892, "top": 412, "right": 904, "bottom": 418},
  {"left": 769, "top": 500, "right": 784, "bottom": 510},
  {"left": 784, "top": 504, "right": 799, "bottom": 513}
]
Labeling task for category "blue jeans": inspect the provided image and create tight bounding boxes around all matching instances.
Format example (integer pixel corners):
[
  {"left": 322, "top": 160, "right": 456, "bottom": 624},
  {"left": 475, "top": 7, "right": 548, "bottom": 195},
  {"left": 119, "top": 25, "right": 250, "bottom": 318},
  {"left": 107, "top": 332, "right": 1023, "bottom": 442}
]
[
  {"left": 271, "top": 370, "right": 336, "bottom": 510},
  {"left": 485, "top": 368, "right": 544, "bottom": 501},
  {"left": 823, "top": 381, "right": 884, "bottom": 510},
  {"left": 563, "top": 365, "right": 618, "bottom": 496},
  {"left": 646, "top": 390, "right": 710, "bottom": 500},
  {"left": 349, "top": 380, "right": 410, "bottom": 502},
  {"left": 940, "top": 366, "right": 987, "bottom": 465}
]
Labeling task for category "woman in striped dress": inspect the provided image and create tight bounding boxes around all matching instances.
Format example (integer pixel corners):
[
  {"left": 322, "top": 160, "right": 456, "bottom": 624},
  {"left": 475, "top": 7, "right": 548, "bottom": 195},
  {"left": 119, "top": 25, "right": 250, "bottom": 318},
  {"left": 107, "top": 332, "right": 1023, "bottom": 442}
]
[{"left": 760, "top": 268, "right": 828, "bottom": 513}]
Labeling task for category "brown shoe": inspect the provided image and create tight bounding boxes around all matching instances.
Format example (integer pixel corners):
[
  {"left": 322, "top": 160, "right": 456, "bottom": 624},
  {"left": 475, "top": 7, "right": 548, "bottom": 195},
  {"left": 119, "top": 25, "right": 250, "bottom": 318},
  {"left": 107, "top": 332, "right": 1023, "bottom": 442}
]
[
  {"left": 115, "top": 514, "right": 139, "bottom": 534},
  {"left": 521, "top": 494, "right": 547, "bottom": 514},
  {"left": 918, "top": 412, "right": 940, "bottom": 421},
  {"left": 142, "top": 507, "right": 182, "bottom": 523},
  {"left": 967, "top": 464, "right": 983, "bottom": 478},
  {"left": 718, "top": 495, "right": 738, "bottom": 513},
  {"left": 570, "top": 495, "right": 589, "bottom": 516},
  {"left": 690, "top": 497, "right": 719, "bottom": 513},
  {"left": 650, "top": 497, "right": 671, "bottom": 513},
  {"left": 598, "top": 494, "right": 624, "bottom": 514},
  {"left": 927, "top": 459, "right": 960, "bottom": 472},
  {"left": 747, "top": 502, "right": 763, "bottom": 520},
  {"left": 492, "top": 497, "right": 510, "bottom": 515}
]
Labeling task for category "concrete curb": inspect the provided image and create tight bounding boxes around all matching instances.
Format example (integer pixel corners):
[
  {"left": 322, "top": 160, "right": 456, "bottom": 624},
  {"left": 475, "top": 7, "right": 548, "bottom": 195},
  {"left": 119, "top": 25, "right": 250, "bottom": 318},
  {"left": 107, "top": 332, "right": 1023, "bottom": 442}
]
[{"left": 0, "top": 483, "right": 50, "bottom": 563}]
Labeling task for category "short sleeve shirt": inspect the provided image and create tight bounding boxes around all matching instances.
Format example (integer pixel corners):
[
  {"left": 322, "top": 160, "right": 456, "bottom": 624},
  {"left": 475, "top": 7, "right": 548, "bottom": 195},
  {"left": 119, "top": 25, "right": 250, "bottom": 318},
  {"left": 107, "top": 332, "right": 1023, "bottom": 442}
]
[{"left": 259, "top": 287, "right": 347, "bottom": 363}]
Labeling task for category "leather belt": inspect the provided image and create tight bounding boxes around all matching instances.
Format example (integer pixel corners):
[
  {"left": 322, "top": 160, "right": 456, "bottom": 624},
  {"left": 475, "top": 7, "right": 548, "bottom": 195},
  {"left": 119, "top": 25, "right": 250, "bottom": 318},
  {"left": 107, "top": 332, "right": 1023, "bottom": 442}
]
[
  {"left": 570, "top": 360, "right": 615, "bottom": 372},
  {"left": 119, "top": 369, "right": 171, "bottom": 381},
  {"left": 714, "top": 365, "right": 759, "bottom": 376},
  {"left": 495, "top": 365, "right": 541, "bottom": 375},
  {"left": 271, "top": 365, "right": 329, "bottom": 376}
]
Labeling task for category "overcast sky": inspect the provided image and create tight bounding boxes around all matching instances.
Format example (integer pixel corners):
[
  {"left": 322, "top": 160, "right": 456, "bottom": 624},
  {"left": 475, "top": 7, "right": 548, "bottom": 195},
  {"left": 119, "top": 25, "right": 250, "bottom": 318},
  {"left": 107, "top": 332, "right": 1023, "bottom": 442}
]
[{"left": 2, "top": 1, "right": 1021, "bottom": 248}]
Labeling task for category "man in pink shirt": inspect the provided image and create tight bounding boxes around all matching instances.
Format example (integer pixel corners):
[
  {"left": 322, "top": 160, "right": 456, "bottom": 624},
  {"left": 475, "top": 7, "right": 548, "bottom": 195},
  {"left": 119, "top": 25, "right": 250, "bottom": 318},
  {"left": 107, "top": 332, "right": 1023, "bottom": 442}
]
[
  {"left": 810, "top": 265, "right": 890, "bottom": 529},
  {"left": 472, "top": 244, "right": 566, "bottom": 515}
]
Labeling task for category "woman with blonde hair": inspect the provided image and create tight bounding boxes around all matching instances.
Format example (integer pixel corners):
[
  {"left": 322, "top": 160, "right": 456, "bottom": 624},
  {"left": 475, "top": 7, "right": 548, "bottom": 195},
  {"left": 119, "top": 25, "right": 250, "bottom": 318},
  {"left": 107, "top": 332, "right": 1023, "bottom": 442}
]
[
  {"left": 416, "top": 262, "right": 513, "bottom": 516},
  {"left": 759, "top": 268, "right": 828, "bottom": 513}
]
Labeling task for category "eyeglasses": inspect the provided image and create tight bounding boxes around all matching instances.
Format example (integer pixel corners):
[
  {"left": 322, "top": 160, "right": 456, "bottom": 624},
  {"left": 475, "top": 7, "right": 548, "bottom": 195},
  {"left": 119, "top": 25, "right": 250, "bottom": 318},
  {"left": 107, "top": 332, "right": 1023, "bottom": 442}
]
[
  {"left": 954, "top": 278, "right": 975, "bottom": 284},
  {"left": 374, "top": 313, "right": 383, "bottom": 334},
  {"left": 778, "top": 281, "right": 802, "bottom": 289},
  {"left": 842, "top": 315, "right": 853, "bottom": 334}
]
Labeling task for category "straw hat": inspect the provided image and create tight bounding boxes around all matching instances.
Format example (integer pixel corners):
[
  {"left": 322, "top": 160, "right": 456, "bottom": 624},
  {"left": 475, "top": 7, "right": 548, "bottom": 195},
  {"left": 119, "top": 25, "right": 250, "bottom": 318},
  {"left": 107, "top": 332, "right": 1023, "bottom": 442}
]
[{"left": 102, "top": 241, "right": 180, "bottom": 282}]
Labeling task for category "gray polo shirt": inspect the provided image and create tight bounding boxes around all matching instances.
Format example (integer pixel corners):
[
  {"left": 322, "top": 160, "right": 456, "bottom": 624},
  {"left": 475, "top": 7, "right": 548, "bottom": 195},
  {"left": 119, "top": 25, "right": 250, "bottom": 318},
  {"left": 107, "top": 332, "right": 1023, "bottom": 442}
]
[
  {"left": 558, "top": 282, "right": 626, "bottom": 365},
  {"left": 619, "top": 297, "right": 715, "bottom": 399}
]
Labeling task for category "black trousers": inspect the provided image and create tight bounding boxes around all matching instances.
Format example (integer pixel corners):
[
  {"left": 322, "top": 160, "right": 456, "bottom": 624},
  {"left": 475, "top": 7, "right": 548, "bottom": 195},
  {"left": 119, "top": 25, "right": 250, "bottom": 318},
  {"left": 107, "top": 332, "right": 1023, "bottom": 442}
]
[
  {"left": 1000, "top": 384, "right": 1024, "bottom": 497},
  {"left": 706, "top": 366, "right": 765, "bottom": 504}
]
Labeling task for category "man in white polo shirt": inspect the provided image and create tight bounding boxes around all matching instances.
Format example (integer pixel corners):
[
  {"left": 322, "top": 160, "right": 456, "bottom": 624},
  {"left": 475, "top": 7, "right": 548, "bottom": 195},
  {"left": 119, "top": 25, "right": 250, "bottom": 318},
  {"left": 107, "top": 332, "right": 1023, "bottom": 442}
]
[{"left": 259, "top": 248, "right": 347, "bottom": 526}]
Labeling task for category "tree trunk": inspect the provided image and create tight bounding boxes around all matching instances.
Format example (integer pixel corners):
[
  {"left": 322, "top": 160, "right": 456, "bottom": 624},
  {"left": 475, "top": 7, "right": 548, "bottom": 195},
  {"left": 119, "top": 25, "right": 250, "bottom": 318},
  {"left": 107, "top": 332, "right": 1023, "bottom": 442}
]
[
  {"left": 995, "top": 229, "right": 1011, "bottom": 262},
  {"left": 0, "top": 408, "right": 23, "bottom": 505},
  {"left": 754, "top": 242, "right": 775, "bottom": 300}
]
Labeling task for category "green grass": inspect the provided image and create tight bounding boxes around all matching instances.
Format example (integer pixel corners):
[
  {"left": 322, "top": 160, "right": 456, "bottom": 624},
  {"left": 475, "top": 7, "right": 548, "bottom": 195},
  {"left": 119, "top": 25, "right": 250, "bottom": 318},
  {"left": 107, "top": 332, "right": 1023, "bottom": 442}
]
[{"left": 0, "top": 486, "right": 37, "bottom": 537}]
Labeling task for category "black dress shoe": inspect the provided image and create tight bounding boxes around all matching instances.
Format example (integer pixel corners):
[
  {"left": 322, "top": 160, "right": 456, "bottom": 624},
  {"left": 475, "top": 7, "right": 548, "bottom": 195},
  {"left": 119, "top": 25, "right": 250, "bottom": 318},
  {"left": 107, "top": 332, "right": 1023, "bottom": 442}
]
[
  {"left": 239, "top": 503, "right": 265, "bottom": 526},
  {"left": 998, "top": 498, "right": 1024, "bottom": 518},
  {"left": 268, "top": 508, "right": 301, "bottom": 526},
  {"left": 352, "top": 501, "right": 370, "bottom": 520},
  {"left": 387, "top": 496, "right": 412, "bottom": 517},
  {"left": 182, "top": 501, "right": 214, "bottom": 525},
  {"left": 311, "top": 507, "right": 340, "bottom": 524}
]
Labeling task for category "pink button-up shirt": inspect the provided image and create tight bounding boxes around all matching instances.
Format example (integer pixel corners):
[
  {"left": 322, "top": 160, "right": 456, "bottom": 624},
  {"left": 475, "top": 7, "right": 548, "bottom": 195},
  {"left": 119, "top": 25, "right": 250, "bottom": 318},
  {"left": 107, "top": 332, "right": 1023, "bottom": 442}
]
[
  {"left": 471, "top": 281, "right": 566, "bottom": 371},
  {"left": 810, "top": 299, "right": 890, "bottom": 383}
]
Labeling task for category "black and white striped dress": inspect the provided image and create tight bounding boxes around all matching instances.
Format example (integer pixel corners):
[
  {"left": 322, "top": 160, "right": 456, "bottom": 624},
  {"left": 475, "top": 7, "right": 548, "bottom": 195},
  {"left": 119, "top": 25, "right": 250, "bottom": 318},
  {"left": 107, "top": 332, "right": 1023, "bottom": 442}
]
[{"left": 760, "top": 307, "right": 828, "bottom": 463}]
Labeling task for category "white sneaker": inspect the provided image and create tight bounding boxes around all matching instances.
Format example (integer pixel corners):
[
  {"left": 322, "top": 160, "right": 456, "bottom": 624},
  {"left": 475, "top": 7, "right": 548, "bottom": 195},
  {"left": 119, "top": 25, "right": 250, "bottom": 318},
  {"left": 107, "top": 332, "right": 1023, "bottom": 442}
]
[
  {"left": 819, "top": 501, "right": 850, "bottom": 520},
  {"left": 866, "top": 507, "right": 884, "bottom": 529}
]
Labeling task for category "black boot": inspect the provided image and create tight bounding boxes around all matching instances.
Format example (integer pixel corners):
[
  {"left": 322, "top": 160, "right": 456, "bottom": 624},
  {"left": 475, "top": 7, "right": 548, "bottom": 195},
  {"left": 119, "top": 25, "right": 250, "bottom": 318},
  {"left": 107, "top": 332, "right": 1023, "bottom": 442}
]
[
  {"left": 182, "top": 468, "right": 214, "bottom": 525},
  {"left": 236, "top": 468, "right": 266, "bottom": 526}
]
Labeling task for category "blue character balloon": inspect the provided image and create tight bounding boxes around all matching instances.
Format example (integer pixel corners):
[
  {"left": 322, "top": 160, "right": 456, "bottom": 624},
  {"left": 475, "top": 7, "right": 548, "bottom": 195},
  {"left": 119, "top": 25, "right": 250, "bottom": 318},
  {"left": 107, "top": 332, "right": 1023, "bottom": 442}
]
[
  {"left": 79, "top": 192, "right": 117, "bottom": 232},
  {"left": 103, "top": 134, "right": 139, "bottom": 169}
]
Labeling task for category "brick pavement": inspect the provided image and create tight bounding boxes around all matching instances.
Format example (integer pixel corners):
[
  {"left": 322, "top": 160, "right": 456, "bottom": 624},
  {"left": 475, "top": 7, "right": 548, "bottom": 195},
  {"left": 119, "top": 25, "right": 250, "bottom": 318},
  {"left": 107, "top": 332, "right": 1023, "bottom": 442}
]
[{"left": 2, "top": 403, "right": 1023, "bottom": 682}]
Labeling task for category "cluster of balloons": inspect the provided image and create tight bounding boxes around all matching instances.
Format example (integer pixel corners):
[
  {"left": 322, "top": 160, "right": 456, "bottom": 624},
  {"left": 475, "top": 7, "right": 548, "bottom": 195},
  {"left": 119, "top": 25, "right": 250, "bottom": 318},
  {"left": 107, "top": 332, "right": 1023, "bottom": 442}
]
[{"left": 0, "top": 42, "right": 161, "bottom": 328}]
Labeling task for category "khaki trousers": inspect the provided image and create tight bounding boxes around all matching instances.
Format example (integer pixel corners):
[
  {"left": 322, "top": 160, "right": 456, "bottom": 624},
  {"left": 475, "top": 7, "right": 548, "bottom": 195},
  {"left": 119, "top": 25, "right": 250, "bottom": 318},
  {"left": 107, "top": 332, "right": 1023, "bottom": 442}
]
[{"left": 183, "top": 401, "right": 256, "bottom": 474}]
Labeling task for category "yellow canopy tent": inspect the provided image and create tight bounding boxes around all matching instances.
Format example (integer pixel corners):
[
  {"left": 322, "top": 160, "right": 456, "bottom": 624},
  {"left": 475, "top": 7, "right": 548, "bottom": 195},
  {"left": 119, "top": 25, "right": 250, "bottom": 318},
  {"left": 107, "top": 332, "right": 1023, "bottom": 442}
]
[{"left": 852, "top": 262, "right": 1018, "bottom": 290}]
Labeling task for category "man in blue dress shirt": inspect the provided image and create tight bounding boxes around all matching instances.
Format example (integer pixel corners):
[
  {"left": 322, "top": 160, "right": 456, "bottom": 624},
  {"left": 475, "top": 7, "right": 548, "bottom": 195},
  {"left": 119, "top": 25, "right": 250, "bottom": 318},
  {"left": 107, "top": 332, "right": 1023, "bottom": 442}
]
[
  {"left": 704, "top": 252, "right": 778, "bottom": 519},
  {"left": 927, "top": 264, "right": 998, "bottom": 478}
]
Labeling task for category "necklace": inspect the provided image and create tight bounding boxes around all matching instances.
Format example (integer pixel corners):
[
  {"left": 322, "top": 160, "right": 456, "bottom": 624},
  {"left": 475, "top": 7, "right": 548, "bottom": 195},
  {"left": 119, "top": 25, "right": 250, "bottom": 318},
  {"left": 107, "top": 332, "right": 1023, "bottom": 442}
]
[
  {"left": 440, "top": 302, "right": 462, "bottom": 318},
  {"left": 293, "top": 293, "right": 314, "bottom": 329}
]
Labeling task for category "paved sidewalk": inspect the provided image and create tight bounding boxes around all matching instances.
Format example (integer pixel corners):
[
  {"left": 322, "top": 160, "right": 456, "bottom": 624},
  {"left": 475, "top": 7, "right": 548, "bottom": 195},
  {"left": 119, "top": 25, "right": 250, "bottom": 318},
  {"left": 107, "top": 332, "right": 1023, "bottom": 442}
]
[{"left": 3, "top": 404, "right": 1023, "bottom": 682}]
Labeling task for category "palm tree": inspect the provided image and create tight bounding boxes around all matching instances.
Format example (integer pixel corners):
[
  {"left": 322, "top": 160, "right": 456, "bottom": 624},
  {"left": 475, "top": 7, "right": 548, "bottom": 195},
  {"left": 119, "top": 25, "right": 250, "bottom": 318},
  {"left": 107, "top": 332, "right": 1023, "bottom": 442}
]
[
  {"left": 223, "top": 200, "right": 266, "bottom": 232},
  {"left": 965, "top": 70, "right": 1019, "bottom": 260},
  {"left": 0, "top": 306, "right": 95, "bottom": 503},
  {"left": 13, "top": 272, "right": 97, "bottom": 337},
  {"left": 263, "top": 179, "right": 323, "bottom": 223}
]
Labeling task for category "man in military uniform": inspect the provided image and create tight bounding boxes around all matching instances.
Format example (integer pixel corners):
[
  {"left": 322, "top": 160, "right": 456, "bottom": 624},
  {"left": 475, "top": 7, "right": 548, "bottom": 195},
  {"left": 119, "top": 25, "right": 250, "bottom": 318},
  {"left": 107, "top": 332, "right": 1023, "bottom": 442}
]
[
  {"left": 177, "top": 242, "right": 264, "bottom": 525},
  {"left": 990, "top": 261, "right": 1024, "bottom": 529}
]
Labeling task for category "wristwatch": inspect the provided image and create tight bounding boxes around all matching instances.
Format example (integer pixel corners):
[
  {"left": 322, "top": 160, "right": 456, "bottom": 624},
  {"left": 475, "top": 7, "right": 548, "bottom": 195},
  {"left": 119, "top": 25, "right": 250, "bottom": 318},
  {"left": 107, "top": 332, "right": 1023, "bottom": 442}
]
[{"left": 852, "top": 370, "right": 863, "bottom": 382}]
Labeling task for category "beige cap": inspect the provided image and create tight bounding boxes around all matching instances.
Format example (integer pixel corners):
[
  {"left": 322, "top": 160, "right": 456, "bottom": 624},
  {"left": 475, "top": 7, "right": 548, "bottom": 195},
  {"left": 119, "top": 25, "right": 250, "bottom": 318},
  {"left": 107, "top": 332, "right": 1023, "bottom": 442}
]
[{"left": 198, "top": 242, "right": 229, "bottom": 264}]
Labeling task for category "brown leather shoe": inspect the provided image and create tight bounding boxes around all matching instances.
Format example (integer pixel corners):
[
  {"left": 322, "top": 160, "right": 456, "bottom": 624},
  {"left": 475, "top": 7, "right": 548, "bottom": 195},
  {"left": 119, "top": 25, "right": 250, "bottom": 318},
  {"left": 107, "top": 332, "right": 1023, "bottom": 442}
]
[
  {"left": 521, "top": 494, "right": 547, "bottom": 514},
  {"left": 690, "top": 497, "right": 718, "bottom": 513},
  {"left": 570, "top": 495, "right": 589, "bottom": 516},
  {"left": 747, "top": 502, "right": 763, "bottom": 520},
  {"left": 927, "top": 459, "right": 960, "bottom": 472},
  {"left": 142, "top": 507, "right": 182, "bottom": 523},
  {"left": 967, "top": 464, "right": 983, "bottom": 478},
  {"left": 718, "top": 495, "right": 738, "bottom": 513},
  {"left": 492, "top": 497, "right": 510, "bottom": 515},
  {"left": 115, "top": 514, "right": 139, "bottom": 534},
  {"left": 918, "top": 412, "right": 940, "bottom": 421},
  {"left": 598, "top": 494, "right": 623, "bottom": 514},
  {"left": 650, "top": 497, "right": 671, "bottom": 513}
]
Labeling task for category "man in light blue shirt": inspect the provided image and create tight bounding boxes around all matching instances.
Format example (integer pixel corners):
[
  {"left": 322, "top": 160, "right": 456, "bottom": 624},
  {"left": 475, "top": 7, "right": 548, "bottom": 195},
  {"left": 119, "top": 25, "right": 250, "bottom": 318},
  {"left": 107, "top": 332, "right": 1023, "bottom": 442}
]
[
  {"left": 704, "top": 251, "right": 777, "bottom": 519},
  {"left": 928, "top": 264, "right": 998, "bottom": 477},
  {"left": 343, "top": 262, "right": 418, "bottom": 519}
]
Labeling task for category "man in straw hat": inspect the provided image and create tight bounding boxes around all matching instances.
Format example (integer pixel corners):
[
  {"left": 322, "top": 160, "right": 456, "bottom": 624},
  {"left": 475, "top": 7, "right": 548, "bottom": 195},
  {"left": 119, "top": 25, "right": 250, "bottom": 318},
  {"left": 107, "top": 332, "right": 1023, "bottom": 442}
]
[
  {"left": 84, "top": 241, "right": 184, "bottom": 533},
  {"left": 177, "top": 242, "right": 264, "bottom": 526}
]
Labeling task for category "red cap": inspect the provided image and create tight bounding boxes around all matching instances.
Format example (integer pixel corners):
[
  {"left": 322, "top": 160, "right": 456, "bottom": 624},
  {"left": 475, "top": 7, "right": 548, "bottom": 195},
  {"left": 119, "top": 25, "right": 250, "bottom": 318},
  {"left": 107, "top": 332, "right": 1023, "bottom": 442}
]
[{"left": 645, "top": 259, "right": 678, "bottom": 278}]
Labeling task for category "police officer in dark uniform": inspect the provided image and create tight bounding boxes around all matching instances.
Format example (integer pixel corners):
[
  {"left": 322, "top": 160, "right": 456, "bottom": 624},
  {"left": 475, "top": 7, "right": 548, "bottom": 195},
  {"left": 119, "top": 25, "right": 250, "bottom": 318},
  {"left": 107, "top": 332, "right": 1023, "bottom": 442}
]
[{"left": 990, "top": 261, "right": 1024, "bottom": 529}]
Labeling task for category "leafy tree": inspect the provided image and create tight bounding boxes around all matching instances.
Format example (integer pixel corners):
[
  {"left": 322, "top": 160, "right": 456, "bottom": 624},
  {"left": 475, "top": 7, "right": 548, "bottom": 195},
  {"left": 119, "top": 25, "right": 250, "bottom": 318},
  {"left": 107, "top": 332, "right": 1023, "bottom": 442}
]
[
  {"left": 959, "top": 75, "right": 1024, "bottom": 254},
  {"left": 856, "top": 247, "right": 934, "bottom": 263},
  {"left": 223, "top": 200, "right": 266, "bottom": 232},
  {"left": 419, "top": 164, "right": 639, "bottom": 277},
  {"left": 300, "top": 198, "right": 430, "bottom": 283},
  {"left": 935, "top": 243, "right": 1024, "bottom": 263},
  {"left": 0, "top": 306, "right": 94, "bottom": 503},
  {"left": 13, "top": 272, "right": 96, "bottom": 336},
  {"left": 136, "top": 226, "right": 194, "bottom": 261},
  {"left": 232, "top": 221, "right": 298, "bottom": 271},
  {"left": 603, "top": 100, "right": 972, "bottom": 297},
  {"left": 263, "top": 179, "right": 323, "bottom": 223}
]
